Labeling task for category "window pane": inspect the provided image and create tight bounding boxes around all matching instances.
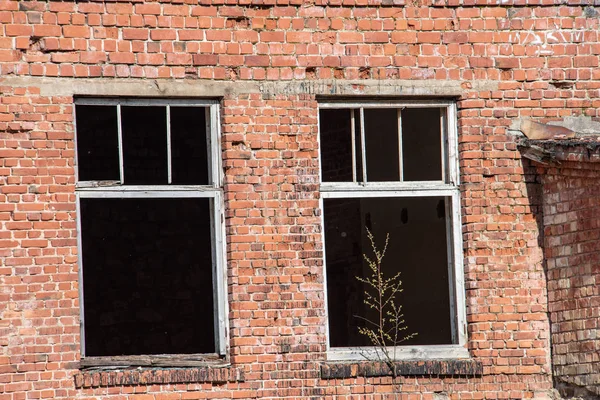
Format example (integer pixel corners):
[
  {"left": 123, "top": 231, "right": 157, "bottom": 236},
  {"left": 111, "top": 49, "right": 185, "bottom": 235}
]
[
  {"left": 402, "top": 108, "right": 443, "bottom": 181},
  {"left": 319, "top": 109, "right": 353, "bottom": 182},
  {"left": 75, "top": 105, "right": 119, "bottom": 182},
  {"left": 122, "top": 106, "right": 168, "bottom": 185},
  {"left": 364, "top": 108, "right": 400, "bottom": 182},
  {"left": 324, "top": 196, "right": 452, "bottom": 347},
  {"left": 170, "top": 107, "right": 209, "bottom": 185},
  {"left": 81, "top": 198, "right": 215, "bottom": 356}
]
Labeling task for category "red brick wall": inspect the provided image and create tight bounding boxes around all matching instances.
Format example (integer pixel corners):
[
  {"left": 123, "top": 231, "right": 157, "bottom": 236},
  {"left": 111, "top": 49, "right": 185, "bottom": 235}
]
[
  {"left": 538, "top": 159, "right": 600, "bottom": 398},
  {"left": 4, "top": 0, "right": 600, "bottom": 398}
]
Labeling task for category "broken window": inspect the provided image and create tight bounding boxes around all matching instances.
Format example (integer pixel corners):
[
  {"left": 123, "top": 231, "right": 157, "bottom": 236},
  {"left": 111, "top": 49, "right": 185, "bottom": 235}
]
[
  {"left": 75, "top": 99, "right": 225, "bottom": 365},
  {"left": 319, "top": 100, "right": 467, "bottom": 360}
]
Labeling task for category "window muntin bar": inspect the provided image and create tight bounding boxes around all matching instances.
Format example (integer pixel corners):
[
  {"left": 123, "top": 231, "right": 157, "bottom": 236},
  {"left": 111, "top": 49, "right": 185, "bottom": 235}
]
[
  {"left": 359, "top": 108, "right": 367, "bottom": 184},
  {"left": 351, "top": 109, "right": 357, "bottom": 183},
  {"left": 117, "top": 104, "right": 124, "bottom": 184},
  {"left": 167, "top": 105, "right": 172, "bottom": 184},
  {"left": 398, "top": 108, "right": 403, "bottom": 181}
]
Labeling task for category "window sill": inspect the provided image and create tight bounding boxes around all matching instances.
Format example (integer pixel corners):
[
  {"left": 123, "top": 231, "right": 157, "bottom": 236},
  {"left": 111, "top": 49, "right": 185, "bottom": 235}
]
[
  {"left": 79, "top": 354, "right": 224, "bottom": 368},
  {"left": 320, "top": 359, "right": 482, "bottom": 379},
  {"left": 327, "top": 344, "right": 470, "bottom": 361},
  {"left": 74, "top": 365, "right": 244, "bottom": 389}
]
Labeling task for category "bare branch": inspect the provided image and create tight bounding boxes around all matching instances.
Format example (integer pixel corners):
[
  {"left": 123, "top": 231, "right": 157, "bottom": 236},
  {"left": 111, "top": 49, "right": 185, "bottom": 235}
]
[{"left": 354, "top": 229, "right": 418, "bottom": 378}]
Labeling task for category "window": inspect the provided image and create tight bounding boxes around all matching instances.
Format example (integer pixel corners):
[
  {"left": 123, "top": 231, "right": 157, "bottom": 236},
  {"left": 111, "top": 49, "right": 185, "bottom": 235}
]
[
  {"left": 74, "top": 99, "right": 226, "bottom": 366},
  {"left": 319, "top": 100, "right": 467, "bottom": 360}
]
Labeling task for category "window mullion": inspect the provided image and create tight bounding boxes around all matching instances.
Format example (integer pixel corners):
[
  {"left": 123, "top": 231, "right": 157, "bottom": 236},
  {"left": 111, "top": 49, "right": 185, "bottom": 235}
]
[
  {"left": 359, "top": 108, "right": 367, "bottom": 184},
  {"left": 167, "top": 105, "right": 172, "bottom": 184},
  {"left": 208, "top": 105, "right": 222, "bottom": 187},
  {"left": 116, "top": 103, "right": 125, "bottom": 184},
  {"left": 445, "top": 196, "right": 458, "bottom": 345},
  {"left": 440, "top": 107, "right": 447, "bottom": 184},
  {"left": 75, "top": 193, "right": 86, "bottom": 357},
  {"left": 397, "top": 108, "right": 403, "bottom": 182},
  {"left": 351, "top": 109, "right": 357, "bottom": 183},
  {"left": 451, "top": 190, "right": 467, "bottom": 346},
  {"left": 448, "top": 103, "right": 459, "bottom": 186},
  {"left": 211, "top": 191, "right": 227, "bottom": 356}
]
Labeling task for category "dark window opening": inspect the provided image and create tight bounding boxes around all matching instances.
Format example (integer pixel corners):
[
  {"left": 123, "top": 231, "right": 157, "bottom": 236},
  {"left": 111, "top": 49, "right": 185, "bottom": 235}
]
[
  {"left": 170, "top": 107, "right": 209, "bottom": 185},
  {"left": 402, "top": 108, "right": 443, "bottom": 181},
  {"left": 324, "top": 196, "right": 452, "bottom": 347},
  {"left": 319, "top": 107, "right": 443, "bottom": 184},
  {"left": 365, "top": 108, "right": 400, "bottom": 182},
  {"left": 76, "top": 105, "right": 120, "bottom": 182},
  {"left": 81, "top": 198, "right": 215, "bottom": 357},
  {"left": 121, "top": 106, "right": 168, "bottom": 185},
  {"left": 319, "top": 109, "right": 354, "bottom": 182}
]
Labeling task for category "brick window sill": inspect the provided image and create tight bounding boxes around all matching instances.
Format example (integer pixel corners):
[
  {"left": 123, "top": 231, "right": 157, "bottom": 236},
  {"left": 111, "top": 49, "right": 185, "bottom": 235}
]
[
  {"left": 74, "top": 366, "right": 244, "bottom": 388},
  {"left": 320, "top": 359, "right": 483, "bottom": 379}
]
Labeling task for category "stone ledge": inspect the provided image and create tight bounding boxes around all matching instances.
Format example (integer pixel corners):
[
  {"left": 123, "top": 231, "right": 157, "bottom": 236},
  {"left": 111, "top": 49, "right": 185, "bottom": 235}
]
[
  {"left": 74, "top": 366, "right": 244, "bottom": 388},
  {"left": 320, "top": 359, "right": 483, "bottom": 379}
]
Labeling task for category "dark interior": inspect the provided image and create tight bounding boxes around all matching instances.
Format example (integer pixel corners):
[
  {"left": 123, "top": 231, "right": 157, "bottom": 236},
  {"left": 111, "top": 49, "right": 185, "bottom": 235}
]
[
  {"left": 75, "top": 105, "right": 120, "bottom": 182},
  {"left": 170, "top": 106, "right": 209, "bottom": 185},
  {"left": 402, "top": 108, "right": 443, "bottom": 181},
  {"left": 121, "top": 106, "right": 168, "bottom": 185},
  {"left": 81, "top": 198, "right": 215, "bottom": 356},
  {"left": 319, "top": 109, "right": 353, "bottom": 182},
  {"left": 320, "top": 107, "right": 442, "bottom": 184},
  {"left": 365, "top": 108, "right": 401, "bottom": 182},
  {"left": 324, "top": 196, "right": 453, "bottom": 347}
]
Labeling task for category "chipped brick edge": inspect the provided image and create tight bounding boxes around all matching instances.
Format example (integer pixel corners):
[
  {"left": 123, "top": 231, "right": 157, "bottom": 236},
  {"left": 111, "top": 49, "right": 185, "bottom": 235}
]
[
  {"left": 320, "top": 360, "right": 483, "bottom": 379},
  {"left": 74, "top": 367, "right": 244, "bottom": 389}
]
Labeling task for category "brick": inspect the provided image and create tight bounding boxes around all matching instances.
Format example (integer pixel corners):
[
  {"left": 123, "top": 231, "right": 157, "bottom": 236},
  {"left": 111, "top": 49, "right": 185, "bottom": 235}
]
[
  {"left": 442, "top": 32, "right": 468, "bottom": 43},
  {"left": 150, "top": 29, "right": 177, "bottom": 41},
  {"left": 192, "top": 54, "right": 218, "bottom": 66},
  {"left": 495, "top": 58, "right": 519, "bottom": 69},
  {"left": 245, "top": 55, "right": 270, "bottom": 67},
  {"left": 62, "top": 26, "right": 90, "bottom": 38},
  {"left": 573, "top": 56, "right": 598, "bottom": 67},
  {"left": 135, "top": 4, "right": 161, "bottom": 15},
  {"left": 122, "top": 28, "right": 149, "bottom": 40},
  {"left": 5, "top": 24, "right": 33, "bottom": 36},
  {"left": 417, "top": 32, "right": 441, "bottom": 43},
  {"left": 259, "top": 31, "right": 285, "bottom": 42}
]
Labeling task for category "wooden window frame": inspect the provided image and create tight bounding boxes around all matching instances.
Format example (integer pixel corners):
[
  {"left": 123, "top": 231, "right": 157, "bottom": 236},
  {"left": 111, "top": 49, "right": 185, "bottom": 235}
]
[
  {"left": 74, "top": 98, "right": 228, "bottom": 367},
  {"left": 318, "top": 100, "right": 469, "bottom": 361}
]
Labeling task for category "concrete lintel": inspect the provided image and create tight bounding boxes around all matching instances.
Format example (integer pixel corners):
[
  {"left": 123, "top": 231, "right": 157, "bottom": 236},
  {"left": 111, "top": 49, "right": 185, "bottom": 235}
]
[
  {"left": 1, "top": 76, "right": 258, "bottom": 98},
  {"left": 259, "top": 79, "right": 496, "bottom": 97},
  {"left": 547, "top": 115, "right": 600, "bottom": 136},
  {"left": 510, "top": 116, "right": 600, "bottom": 137},
  {"left": 1, "top": 76, "right": 497, "bottom": 98}
]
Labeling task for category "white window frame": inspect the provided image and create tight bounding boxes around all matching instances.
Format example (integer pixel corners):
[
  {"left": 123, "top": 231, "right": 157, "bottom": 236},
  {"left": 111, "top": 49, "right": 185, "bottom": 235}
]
[
  {"left": 74, "top": 98, "right": 228, "bottom": 365},
  {"left": 318, "top": 99, "right": 468, "bottom": 361}
]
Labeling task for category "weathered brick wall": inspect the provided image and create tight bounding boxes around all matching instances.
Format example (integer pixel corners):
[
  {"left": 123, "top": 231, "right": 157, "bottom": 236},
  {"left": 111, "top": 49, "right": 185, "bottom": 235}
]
[
  {"left": 3, "top": 0, "right": 600, "bottom": 398},
  {"left": 538, "top": 157, "right": 600, "bottom": 398}
]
